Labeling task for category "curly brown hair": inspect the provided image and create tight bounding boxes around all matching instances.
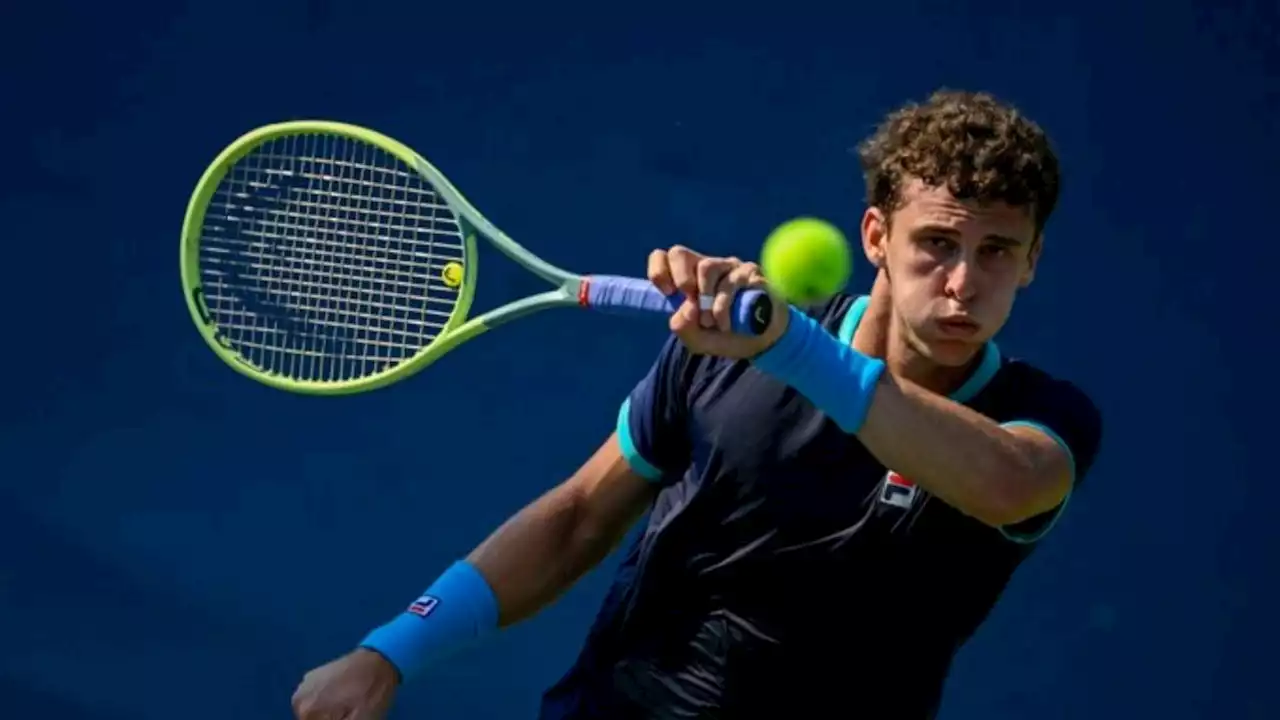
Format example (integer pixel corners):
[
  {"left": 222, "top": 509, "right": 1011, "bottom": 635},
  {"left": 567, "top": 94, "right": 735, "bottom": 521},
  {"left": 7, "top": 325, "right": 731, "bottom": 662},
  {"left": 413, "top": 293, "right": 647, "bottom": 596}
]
[{"left": 857, "top": 89, "right": 1061, "bottom": 234}]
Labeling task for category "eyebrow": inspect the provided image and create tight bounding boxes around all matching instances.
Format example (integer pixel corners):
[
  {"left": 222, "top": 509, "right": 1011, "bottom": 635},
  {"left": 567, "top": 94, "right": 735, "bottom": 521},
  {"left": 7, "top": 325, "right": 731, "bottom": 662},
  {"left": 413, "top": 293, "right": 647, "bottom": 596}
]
[{"left": 916, "top": 224, "right": 1024, "bottom": 247}]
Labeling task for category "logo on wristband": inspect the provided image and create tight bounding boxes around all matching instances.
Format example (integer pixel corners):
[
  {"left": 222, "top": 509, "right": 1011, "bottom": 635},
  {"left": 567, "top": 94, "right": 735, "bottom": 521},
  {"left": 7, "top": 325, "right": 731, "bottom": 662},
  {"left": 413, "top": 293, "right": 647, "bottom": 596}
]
[{"left": 408, "top": 594, "right": 440, "bottom": 618}]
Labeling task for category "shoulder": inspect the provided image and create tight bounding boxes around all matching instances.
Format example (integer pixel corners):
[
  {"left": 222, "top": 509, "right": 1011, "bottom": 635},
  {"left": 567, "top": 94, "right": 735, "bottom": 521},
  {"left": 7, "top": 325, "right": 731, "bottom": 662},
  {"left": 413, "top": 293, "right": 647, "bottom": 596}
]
[
  {"left": 807, "top": 293, "right": 862, "bottom": 333},
  {"left": 990, "top": 357, "right": 1104, "bottom": 480},
  {"left": 993, "top": 359, "right": 1102, "bottom": 425}
]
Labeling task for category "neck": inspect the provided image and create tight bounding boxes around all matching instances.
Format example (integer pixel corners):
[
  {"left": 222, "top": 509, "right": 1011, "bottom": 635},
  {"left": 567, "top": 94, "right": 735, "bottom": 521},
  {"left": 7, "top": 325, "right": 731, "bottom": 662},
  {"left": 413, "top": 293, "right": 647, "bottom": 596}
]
[{"left": 851, "top": 272, "right": 983, "bottom": 397}]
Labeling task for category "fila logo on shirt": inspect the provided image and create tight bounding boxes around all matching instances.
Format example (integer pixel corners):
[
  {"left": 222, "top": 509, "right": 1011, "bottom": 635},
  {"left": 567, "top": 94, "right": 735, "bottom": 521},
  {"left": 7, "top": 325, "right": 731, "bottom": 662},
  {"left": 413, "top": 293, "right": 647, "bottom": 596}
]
[
  {"left": 878, "top": 470, "right": 919, "bottom": 509},
  {"left": 407, "top": 594, "right": 440, "bottom": 618}
]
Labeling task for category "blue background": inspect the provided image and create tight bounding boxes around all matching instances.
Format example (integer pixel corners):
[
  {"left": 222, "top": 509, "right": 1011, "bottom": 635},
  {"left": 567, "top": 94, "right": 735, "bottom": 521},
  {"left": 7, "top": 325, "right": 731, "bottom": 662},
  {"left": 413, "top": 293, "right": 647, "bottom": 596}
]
[{"left": 2, "top": 1, "right": 1275, "bottom": 718}]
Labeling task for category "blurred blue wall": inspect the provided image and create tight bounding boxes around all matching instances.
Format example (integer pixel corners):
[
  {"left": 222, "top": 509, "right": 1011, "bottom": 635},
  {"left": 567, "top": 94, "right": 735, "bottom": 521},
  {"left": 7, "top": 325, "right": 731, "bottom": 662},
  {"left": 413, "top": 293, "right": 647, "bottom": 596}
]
[{"left": 2, "top": 1, "right": 1274, "bottom": 717}]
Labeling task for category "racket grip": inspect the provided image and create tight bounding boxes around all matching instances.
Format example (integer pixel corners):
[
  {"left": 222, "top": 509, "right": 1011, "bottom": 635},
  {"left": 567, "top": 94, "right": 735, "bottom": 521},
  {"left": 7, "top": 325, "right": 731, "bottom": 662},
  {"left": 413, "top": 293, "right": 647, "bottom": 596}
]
[{"left": 579, "top": 275, "right": 773, "bottom": 336}]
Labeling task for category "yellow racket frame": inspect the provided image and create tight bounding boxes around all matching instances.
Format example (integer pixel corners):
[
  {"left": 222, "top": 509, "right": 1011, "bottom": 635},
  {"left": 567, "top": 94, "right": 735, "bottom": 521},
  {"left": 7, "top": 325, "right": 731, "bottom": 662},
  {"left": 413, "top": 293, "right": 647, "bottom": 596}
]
[{"left": 179, "top": 121, "right": 584, "bottom": 395}]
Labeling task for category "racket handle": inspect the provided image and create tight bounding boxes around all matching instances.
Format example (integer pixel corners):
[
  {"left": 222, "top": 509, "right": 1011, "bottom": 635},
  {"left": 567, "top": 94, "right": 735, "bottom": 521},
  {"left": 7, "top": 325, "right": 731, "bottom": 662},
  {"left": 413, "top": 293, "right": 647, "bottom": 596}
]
[{"left": 579, "top": 275, "right": 774, "bottom": 336}]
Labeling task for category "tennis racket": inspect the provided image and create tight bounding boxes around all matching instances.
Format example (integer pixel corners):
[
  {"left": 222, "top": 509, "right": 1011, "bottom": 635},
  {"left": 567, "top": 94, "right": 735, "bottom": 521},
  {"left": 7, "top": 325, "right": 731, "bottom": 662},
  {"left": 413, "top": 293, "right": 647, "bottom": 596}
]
[{"left": 179, "top": 120, "right": 773, "bottom": 395}]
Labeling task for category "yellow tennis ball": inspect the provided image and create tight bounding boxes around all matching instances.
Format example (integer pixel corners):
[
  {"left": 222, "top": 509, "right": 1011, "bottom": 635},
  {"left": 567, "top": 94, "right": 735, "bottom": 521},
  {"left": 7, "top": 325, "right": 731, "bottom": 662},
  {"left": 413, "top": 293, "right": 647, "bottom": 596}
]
[
  {"left": 441, "top": 261, "right": 464, "bottom": 288},
  {"left": 760, "top": 217, "right": 851, "bottom": 305}
]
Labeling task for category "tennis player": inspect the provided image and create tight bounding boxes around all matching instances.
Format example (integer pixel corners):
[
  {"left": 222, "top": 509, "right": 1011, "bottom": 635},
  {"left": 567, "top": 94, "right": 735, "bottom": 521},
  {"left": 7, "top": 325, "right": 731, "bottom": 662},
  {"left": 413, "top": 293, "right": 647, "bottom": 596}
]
[{"left": 292, "top": 89, "right": 1102, "bottom": 719}]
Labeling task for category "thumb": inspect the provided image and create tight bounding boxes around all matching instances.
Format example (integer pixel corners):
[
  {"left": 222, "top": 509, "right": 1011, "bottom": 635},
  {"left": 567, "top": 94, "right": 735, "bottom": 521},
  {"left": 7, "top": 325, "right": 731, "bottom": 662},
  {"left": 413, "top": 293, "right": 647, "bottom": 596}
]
[
  {"left": 346, "top": 704, "right": 382, "bottom": 720},
  {"left": 669, "top": 297, "right": 700, "bottom": 335}
]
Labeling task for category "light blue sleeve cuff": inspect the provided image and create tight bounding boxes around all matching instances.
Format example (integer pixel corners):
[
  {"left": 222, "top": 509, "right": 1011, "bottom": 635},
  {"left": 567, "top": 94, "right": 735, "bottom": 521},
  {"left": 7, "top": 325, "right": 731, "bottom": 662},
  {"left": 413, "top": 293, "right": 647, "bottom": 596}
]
[
  {"left": 999, "top": 420, "right": 1076, "bottom": 544},
  {"left": 616, "top": 397, "right": 663, "bottom": 482}
]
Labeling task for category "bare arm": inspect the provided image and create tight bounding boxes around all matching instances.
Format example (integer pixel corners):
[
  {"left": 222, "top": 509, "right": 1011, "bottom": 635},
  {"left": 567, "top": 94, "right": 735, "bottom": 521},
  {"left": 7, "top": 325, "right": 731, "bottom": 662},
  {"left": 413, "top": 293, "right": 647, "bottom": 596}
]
[
  {"left": 858, "top": 374, "right": 1075, "bottom": 527},
  {"left": 734, "top": 291, "right": 1086, "bottom": 530},
  {"left": 291, "top": 436, "right": 654, "bottom": 719},
  {"left": 466, "top": 432, "right": 657, "bottom": 627}
]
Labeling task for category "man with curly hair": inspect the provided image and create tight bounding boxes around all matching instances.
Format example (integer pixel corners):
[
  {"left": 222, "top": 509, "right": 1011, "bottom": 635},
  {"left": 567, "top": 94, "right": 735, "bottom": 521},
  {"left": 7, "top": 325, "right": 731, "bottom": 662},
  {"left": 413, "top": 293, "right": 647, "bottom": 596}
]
[{"left": 293, "top": 89, "right": 1103, "bottom": 720}]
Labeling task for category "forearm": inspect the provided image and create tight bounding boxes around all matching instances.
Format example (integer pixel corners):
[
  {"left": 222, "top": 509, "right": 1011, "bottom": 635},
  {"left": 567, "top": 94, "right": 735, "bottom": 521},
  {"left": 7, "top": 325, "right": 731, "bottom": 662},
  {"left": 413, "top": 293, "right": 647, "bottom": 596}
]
[
  {"left": 359, "top": 437, "right": 650, "bottom": 682},
  {"left": 468, "top": 479, "right": 641, "bottom": 627},
  {"left": 753, "top": 307, "right": 1042, "bottom": 525},
  {"left": 856, "top": 372, "right": 1035, "bottom": 524}
]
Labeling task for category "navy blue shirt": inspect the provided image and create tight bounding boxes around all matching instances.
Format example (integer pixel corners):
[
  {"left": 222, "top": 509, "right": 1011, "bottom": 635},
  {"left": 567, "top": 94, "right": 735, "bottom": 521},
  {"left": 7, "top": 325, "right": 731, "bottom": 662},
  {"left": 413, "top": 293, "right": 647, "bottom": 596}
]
[{"left": 539, "top": 294, "right": 1103, "bottom": 720}]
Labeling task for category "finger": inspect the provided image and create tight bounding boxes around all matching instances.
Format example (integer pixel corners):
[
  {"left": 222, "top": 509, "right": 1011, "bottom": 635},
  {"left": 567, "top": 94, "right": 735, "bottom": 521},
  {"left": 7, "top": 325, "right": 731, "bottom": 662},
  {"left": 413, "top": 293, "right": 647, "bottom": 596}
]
[
  {"left": 647, "top": 249, "right": 675, "bottom": 295},
  {"left": 669, "top": 296, "right": 698, "bottom": 333},
  {"left": 671, "top": 309, "right": 740, "bottom": 360},
  {"left": 740, "top": 261, "right": 766, "bottom": 288},
  {"left": 695, "top": 257, "right": 734, "bottom": 328},
  {"left": 341, "top": 696, "right": 382, "bottom": 720},
  {"left": 290, "top": 689, "right": 313, "bottom": 719},
  {"left": 306, "top": 702, "right": 350, "bottom": 720},
  {"left": 296, "top": 707, "right": 331, "bottom": 720},
  {"left": 667, "top": 245, "right": 702, "bottom": 301},
  {"left": 713, "top": 261, "right": 755, "bottom": 333}
]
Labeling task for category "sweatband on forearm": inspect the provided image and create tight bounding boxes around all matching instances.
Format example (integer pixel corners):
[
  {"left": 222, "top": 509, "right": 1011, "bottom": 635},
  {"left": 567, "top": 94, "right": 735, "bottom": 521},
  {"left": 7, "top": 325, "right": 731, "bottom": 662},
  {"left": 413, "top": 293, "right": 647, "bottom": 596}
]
[
  {"left": 751, "top": 305, "right": 887, "bottom": 433},
  {"left": 358, "top": 559, "right": 499, "bottom": 682}
]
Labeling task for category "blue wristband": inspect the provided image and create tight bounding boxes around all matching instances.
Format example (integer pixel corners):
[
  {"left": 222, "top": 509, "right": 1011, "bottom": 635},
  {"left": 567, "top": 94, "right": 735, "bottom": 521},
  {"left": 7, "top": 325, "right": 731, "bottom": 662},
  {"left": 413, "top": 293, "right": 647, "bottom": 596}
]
[
  {"left": 359, "top": 560, "right": 499, "bottom": 682},
  {"left": 751, "top": 305, "right": 886, "bottom": 433}
]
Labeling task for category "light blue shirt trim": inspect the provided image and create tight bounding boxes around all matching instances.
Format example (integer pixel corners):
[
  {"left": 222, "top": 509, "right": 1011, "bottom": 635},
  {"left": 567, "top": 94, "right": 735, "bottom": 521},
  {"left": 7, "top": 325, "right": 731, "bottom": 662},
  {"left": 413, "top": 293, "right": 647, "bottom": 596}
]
[
  {"left": 839, "top": 295, "right": 1060, "bottom": 541},
  {"left": 836, "top": 295, "right": 869, "bottom": 345},
  {"left": 616, "top": 397, "right": 664, "bottom": 482},
  {"left": 836, "top": 295, "right": 1001, "bottom": 403},
  {"left": 998, "top": 420, "right": 1076, "bottom": 544}
]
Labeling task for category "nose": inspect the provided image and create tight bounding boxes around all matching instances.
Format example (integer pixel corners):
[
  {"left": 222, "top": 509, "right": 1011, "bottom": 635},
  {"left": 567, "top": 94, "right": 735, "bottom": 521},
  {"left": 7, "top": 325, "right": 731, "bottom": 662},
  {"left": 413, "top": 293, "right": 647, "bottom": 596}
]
[{"left": 944, "top": 258, "right": 979, "bottom": 303}]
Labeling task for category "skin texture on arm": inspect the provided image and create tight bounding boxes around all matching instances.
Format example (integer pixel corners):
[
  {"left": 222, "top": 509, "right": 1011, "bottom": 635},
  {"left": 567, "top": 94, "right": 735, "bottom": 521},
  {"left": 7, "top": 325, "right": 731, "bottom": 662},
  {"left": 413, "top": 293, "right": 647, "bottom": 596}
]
[
  {"left": 648, "top": 245, "right": 1082, "bottom": 530},
  {"left": 845, "top": 185, "right": 1088, "bottom": 528},
  {"left": 852, "top": 276, "right": 1075, "bottom": 526},
  {"left": 289, "top": 434, "right": 656, "bottom": 720},
  {"left": 466, "top": 432, "right": 657, "bottom": 627},
  {"left": 856, "top": 374, "right": 1075, "bottom": 527},
  {"left": 822, "top": 273, "right": 1077, "bottom": 527}
]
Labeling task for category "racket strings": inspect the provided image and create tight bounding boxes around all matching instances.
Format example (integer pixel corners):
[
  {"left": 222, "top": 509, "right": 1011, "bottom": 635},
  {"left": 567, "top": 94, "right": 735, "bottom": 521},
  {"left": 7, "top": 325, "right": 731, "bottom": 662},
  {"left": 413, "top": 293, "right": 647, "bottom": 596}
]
[{"left": 198, "top": 133, "right": 466, "bottom": 382}]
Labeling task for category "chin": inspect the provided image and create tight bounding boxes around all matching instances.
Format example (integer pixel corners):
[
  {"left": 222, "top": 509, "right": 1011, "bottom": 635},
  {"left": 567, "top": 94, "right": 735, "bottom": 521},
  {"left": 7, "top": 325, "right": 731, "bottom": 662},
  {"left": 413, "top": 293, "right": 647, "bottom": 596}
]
[{"left": 919, "top": 337, "right": 986, "bottom": 368}]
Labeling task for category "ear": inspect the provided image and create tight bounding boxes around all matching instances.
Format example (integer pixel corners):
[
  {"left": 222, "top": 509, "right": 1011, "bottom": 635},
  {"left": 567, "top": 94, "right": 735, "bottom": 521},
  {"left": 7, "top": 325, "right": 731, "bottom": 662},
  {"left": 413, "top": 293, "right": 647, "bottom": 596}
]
[
  {"left": 861, "top": 207, "right": 889, "bottom": 270},
  {"left": 1021, "top": 234, "right": 1043, "bottom": 288}
]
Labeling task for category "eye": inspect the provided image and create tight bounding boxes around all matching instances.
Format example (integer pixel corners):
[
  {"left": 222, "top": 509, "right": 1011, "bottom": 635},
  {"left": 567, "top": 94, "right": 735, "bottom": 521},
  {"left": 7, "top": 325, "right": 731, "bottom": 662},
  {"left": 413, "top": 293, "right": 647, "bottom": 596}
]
[
  {"left": 924, "top": 235, "right": 954, "bottom": 251},
  {"left": 980, "top": 244, "right": 1012, "bottom": 258}
]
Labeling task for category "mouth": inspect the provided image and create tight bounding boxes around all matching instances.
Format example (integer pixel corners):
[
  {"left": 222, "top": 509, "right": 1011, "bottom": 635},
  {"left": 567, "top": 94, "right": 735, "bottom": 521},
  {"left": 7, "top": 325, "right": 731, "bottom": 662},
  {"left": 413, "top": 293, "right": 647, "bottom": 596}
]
[{"left": 936, "top": 317, "right": 980, "bottom": 337}]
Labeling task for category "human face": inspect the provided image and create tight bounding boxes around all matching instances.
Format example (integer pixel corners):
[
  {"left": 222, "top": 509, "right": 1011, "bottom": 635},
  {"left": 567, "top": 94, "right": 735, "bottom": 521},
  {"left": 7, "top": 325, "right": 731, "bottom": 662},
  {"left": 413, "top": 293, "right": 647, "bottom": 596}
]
[{"left": 861, "top": 179, "right": 1041, "bottom": 368}]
